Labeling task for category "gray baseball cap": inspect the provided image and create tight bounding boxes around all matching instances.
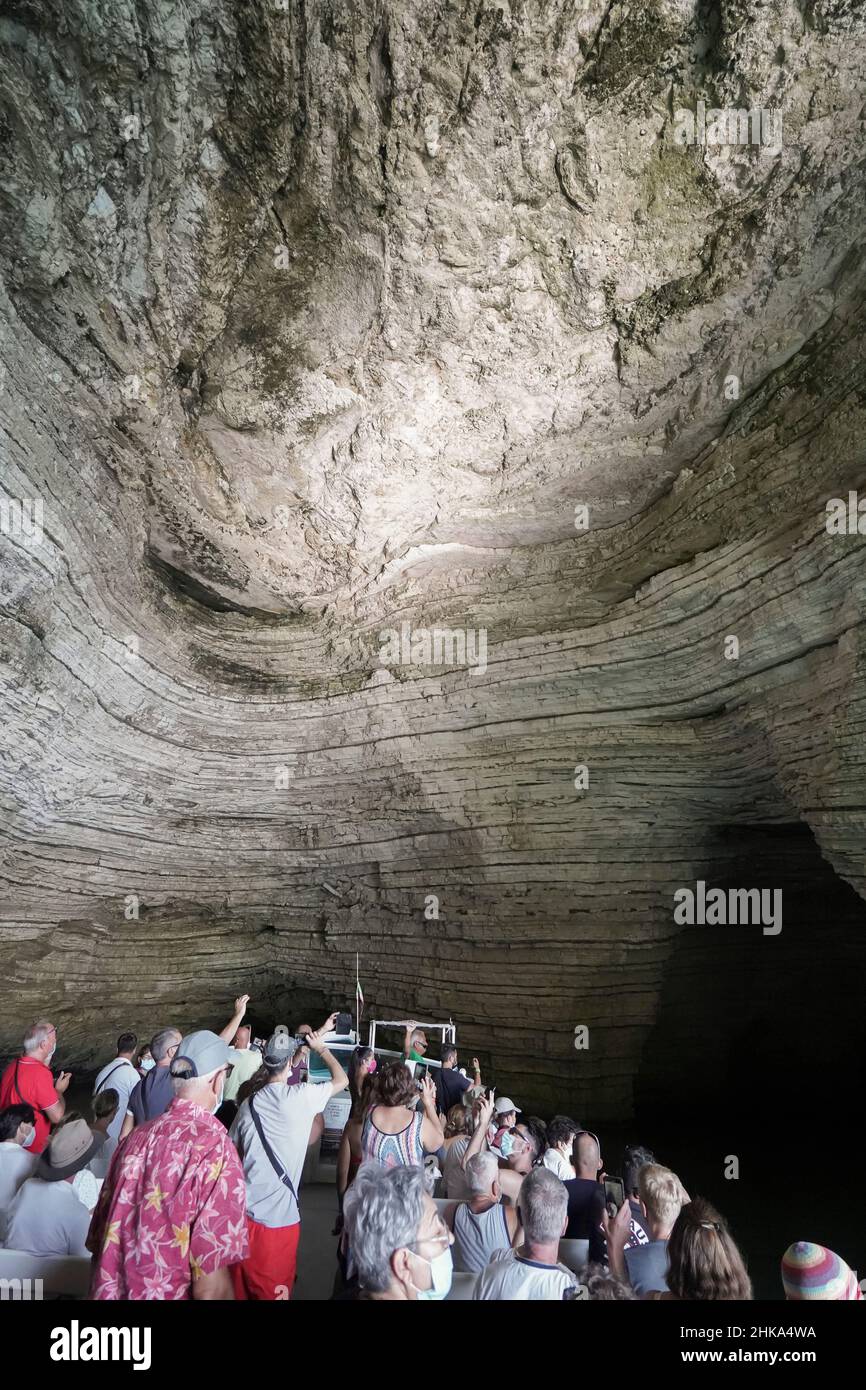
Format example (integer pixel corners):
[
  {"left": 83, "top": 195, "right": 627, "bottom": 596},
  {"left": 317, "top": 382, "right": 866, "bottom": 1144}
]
[
  {"left": 263, "top": 1031, "right": 296, "bottom": 1066},
  {"left": 170, "top": 1030, "right": 232, "bottom": 1079}
]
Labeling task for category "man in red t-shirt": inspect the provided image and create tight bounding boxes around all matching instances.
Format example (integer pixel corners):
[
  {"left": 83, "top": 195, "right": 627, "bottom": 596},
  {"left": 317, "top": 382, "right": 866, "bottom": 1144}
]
[{"left": 0, "top": 1020, "right": 71, "bottom": 1154}]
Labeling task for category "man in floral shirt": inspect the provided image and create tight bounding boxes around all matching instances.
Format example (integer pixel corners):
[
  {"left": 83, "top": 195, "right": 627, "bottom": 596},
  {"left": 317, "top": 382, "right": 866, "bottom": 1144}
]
[{"left": 88, "top": 1030, "right": 248, "bottom": 1299}]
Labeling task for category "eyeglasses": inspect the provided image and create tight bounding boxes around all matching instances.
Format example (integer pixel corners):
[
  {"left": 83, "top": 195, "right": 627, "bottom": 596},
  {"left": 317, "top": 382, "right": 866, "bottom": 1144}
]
[{"left": 410, "top": 1229, "right": 450, "bottom": 1252}]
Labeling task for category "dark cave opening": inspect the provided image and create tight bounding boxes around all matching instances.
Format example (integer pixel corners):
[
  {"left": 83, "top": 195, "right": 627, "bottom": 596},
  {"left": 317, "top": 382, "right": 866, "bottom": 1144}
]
[{"left": 636, "top": 820, "right": 866, "bottom": 1127}]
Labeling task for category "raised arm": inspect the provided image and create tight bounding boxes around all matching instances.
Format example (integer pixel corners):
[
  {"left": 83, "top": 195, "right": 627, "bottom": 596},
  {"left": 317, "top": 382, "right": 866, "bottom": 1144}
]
[
  {"left": 461, "top": 1091, "right": 496, "bottom": 1169},
  {"left": 308, "top": 1013, "right": 348, "bottom": 1098},
  {"left": 402, "top": 1020, "right": 417, "bottom": 1059},
  {"left": 218, "top": 994, "right": 250, "bottom": 1044},
  {"left": 44, "top": 1069, "right": 71, "bottom": 1125},
  {"left": 601, "top": 1198, "right": 632, "bottom": 1283},
  {"left": 419, "top": 1073, "right": 445, "bottom": 1152}
]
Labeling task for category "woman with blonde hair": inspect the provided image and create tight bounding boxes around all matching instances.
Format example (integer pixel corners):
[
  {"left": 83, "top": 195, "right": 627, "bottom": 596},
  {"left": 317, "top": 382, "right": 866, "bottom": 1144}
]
[{"left": 441, "top": 1103, "right": 473, "bottom": 1199}]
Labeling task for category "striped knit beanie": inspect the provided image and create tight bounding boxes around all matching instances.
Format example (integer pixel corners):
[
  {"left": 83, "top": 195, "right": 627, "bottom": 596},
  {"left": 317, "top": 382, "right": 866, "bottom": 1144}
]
[{"left": 781, "top": 1242, "right": 862, "bottom": 1300}]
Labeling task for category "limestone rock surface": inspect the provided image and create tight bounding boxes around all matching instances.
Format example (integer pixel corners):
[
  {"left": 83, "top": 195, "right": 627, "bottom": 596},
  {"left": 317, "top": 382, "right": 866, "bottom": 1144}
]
[{"left": 1, "top": 0, "right": 866, "bottom": 1116}]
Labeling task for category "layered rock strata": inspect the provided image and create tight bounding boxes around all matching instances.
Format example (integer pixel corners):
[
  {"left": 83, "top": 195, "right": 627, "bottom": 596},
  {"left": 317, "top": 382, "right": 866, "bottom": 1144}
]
[{"left": 1, "top": 1, "right": 865, "bottom": 1116}]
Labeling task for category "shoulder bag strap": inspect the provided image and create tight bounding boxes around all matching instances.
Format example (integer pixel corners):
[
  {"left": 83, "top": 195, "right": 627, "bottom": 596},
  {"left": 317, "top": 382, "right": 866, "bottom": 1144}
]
[
  {"left": 248, "top": 1092, "right": 300, "bottom": 1214},
  {"left": 94, "top": 1059, "right": 130, "bottom": 1095},
  {"left": 14, "top": 1058, "right": 49, "bottom": 1117}
]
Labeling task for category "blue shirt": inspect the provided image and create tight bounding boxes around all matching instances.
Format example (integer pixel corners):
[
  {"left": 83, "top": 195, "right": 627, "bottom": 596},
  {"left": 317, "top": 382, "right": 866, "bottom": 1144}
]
[{"left": 625, "top": 1239, "right": 670, "bottom": 1294}]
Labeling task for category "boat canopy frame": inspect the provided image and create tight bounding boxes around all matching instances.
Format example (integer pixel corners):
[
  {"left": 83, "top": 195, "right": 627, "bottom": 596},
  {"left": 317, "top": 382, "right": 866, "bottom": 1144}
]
[{"left": 366, "top": 1018, "right": 457, "bottom": 1053}]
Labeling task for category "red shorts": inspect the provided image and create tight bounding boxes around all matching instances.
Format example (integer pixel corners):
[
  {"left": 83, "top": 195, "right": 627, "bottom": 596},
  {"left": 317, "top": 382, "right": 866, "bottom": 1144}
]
[{"left": 231, "top": 1217, "right": 301, "bottom": 1301}]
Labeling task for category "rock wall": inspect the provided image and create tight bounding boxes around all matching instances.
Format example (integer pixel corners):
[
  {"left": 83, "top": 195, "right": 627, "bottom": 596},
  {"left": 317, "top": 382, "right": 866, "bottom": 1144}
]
[{"left": 1, "top": 1, "right": 865, "bottom": 1117}]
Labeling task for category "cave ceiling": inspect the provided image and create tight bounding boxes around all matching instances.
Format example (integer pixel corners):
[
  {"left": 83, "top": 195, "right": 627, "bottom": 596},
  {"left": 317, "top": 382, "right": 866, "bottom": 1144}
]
[{"left": 1, "top": 0, "right": 865, "bottom": 1115}]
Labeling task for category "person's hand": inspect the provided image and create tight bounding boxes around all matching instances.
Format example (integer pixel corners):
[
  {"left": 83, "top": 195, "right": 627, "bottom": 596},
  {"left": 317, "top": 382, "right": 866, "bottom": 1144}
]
[
  {"left": 405, "top": 1019, "right": 417, "bottom": 1031},
  {"left": 475, "top": 1089, "right": 496, "bottom": 1129},
  {"left": 420, "top": 1073, "right": 436, "bottom": 1108},
  {"left": 234, "top": 994, "right": 250, "bottom": 1016},
  {"left": 471, "top": 1057, "right": 480, "bottom": 1073},
  {"left": 320, "top": 1011, "right": 339, "bottom": 1035},
  {"left": 601, "top": 1197, "right": 632, "bottom": 1251},
  {"left": 55, "top": 1071, "right": 72, "bottom": 1093},
  {"left": 307, "top": 1017, "right": 337, "bottom": 1054}
]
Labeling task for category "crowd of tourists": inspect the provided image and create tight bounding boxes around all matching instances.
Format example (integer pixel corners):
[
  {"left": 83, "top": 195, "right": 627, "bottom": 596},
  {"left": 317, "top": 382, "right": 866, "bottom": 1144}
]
[{"left": 0, "top": 1010, "right": 861, "bottom": 1302}]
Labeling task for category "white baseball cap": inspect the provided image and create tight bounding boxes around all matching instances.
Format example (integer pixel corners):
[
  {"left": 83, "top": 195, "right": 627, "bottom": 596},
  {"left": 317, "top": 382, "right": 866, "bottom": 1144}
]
[{"left": 494, "top": 1096, "right": 520, "bottom": 1116}]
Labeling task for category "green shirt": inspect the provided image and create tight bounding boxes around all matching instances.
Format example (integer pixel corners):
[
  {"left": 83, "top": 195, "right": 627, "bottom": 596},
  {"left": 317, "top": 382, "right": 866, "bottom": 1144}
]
[
  {"left": 223, "top": 1045, "right": 263, "bottom": 1102},
  {"left": 408, "top": 1049, "right": 425, "bottom": 1062}
]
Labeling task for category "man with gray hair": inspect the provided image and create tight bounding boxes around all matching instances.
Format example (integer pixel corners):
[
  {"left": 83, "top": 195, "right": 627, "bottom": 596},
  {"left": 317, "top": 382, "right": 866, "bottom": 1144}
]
[
  {"left": 88, "top": 1030, "right": 248, "bottom": 1300},
  {"left": 443, "top": 1151, "right": 521, "bottom": 1272},
  {"left": 121, "top": 1026, "right": 182, "bottom": 1135},
  {"left": 473, "top": 1166, "right": 576, "bottom": 1299},
  {"left": 0, "top": 1020, "right": 71, "bottom": 1154},
  {"left": 342, "top": 1162, "right": 454, "bottom": 1300}
]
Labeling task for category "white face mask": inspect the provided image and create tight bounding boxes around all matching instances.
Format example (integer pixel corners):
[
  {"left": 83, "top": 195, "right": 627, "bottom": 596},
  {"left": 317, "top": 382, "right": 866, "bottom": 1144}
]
[
  {"left": 21, "top": 1125, "right": 36, "bottom": 1148},
  {"left": 46, "top": 1045, "right": 56, "bottom": 1065},
  {"left": 410, "top": 1245, "right": 453, "bottom": 1301},
  {"left": 140, "top": 1057, "right": 156, "bottom": 1072}
]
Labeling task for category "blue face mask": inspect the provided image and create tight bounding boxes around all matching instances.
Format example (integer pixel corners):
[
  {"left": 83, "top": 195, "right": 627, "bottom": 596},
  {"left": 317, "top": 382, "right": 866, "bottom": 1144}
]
[
  {"left": 499, "top": 1131, "right": 515, "bottom": 1157},
  {"left": 410, "top": 1244, "right": 453, "bottom": 1301},
  {"left": 140, "top": 1057, "right": 155, "bottom": 1072}
]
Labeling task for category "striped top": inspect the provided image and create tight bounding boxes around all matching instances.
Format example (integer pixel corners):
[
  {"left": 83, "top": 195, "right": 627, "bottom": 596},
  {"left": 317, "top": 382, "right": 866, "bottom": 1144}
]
[{"left": 361, "top": 1107, "right": 424, "bottom": 1169}]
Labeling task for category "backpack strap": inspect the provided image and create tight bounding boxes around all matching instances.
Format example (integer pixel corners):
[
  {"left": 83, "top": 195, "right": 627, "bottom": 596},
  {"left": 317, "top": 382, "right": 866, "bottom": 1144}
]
[{"left": 247, "top": 1092, "right": 300, "bottom": 1214}]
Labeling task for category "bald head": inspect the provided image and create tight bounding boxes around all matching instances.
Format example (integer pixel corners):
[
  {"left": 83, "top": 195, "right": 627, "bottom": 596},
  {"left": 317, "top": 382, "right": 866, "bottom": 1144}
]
[{"left": 575, "top": 1132, "right": 600, "bottom": 1179}]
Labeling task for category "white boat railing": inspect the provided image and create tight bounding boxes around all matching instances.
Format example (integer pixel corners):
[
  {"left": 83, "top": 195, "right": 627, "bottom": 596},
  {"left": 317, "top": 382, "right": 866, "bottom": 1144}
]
[{"left": 367, "top": 1018, "right": 456, "bottom": 1052}]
